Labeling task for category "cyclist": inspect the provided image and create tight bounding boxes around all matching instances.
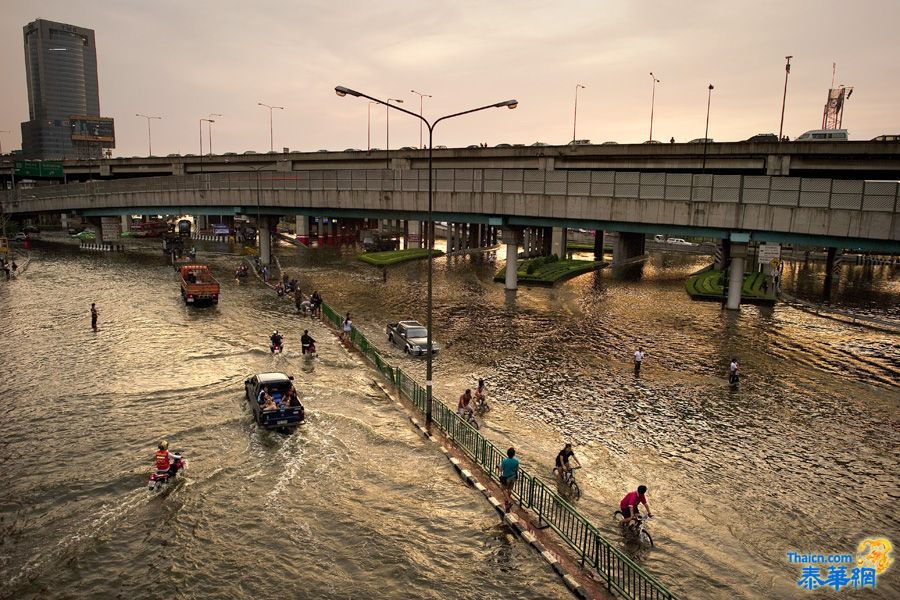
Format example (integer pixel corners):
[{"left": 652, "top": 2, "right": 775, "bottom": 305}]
[
  {"left": 457, "top": 389, "right": 473, "bottom": 418},
  {"left": 474, "top": 378, "right": 487, "bottom": 407},
  {"left": 620, "top": 485, "right": 652, "bottom": 524},
  {"left": 554, "top": 443, "right": 581, "bottom": 477}
]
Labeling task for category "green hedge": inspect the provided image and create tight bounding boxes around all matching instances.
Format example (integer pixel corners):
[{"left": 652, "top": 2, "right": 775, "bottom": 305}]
[
  {"left": 494, "top": 256, "right": 606, "bottom": 286},
  {"left": 685, "top": 268, "right": 775, "bottom": 304},
  {"left": 358, "top": 248, "right": 445, "bottom": 266}
]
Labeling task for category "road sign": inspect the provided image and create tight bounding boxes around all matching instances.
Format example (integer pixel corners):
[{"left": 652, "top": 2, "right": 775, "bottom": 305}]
[
  {"left": 758, "top": 243, "right": 781, "bottom": 264},
  {"left": 14, "top": 161, "right": 65, "bottom": 178},
  {"left": 101, "top": 217, "right": 121, "bottom": 241}
]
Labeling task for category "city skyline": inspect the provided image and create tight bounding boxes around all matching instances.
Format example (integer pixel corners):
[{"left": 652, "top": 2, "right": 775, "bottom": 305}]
[{"left": 1, "top": 0, "right": 898, "bottom": 157}]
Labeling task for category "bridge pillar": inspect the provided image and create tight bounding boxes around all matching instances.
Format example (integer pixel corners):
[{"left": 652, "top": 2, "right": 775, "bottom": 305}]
[
  {"left": 407, "top": 220, "right": 422, "bottom": 249},
  {"left": 295, "top": 215, "right": 309, "bottom": 238},
  {"left": 502, "top": 228, "right": 522, "bottom": 290},
  {"left": 613, "top": 232, "right": 646, "bottom": 266},
  {"left": 594, "top": 230, "right": 604, "bottom": 260},
  {"left": 551, "top": 227, "right": 568, "bottom": 258},
  {"left": 121, "top": 215, "right": 130, "bottom": 233},
  {"left": 823, "top": 247, "right": 838, "bottom": 298},
  {"left": 196, "top": 215, "right": 208, "bottom": 231},
  {"left": 726, "top": 243, "right": 748, "bottom": 310},
  {"left": 258, "top": 216, "right": 272, "bottom": 265}
]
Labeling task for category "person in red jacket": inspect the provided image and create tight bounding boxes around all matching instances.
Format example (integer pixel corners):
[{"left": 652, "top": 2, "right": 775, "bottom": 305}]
[
  {"left": 154, "top": 440, "right": 182, "bottom": 477},
  {"left": 620, "top": 485, "right": 652, "bottom": 523}
]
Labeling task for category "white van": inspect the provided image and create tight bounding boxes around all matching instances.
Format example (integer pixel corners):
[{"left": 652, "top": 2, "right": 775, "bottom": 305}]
[{"left": 795, "top": 129, "right": 848, "bottom": 141}]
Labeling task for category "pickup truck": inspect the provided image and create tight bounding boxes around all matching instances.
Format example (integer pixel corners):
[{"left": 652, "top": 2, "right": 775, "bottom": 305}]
[
  {"left": 244, "top": 372, "right": 305, "bottom": 430},
  {"left": 179, "top": 264, "right": 220, "bottom": 305},
  {"left": 386, "top": 320, "right": 440, "bottom": 356}
]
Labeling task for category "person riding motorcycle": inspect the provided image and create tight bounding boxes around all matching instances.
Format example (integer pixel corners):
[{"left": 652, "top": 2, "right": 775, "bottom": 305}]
[
  {"left": 155, "top": 440, "right": 182, "bottom": 477},
  {"left": 301, "top": 330, "right": 316, "bottom": 354},
  {"left": 270, "top": 330, "right": 284, "bottom": 353}
]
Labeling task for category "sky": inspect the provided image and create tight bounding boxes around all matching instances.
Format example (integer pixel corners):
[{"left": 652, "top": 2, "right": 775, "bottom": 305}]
[{"left": 1, "top": 0, "right": 898, "bottom": 157}]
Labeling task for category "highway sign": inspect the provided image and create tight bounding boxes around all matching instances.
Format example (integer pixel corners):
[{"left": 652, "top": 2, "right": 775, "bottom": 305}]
[
  {"left": 758, "top": 243, "right": 781, "bottom": 264},
  {"left": 14, "top": 161, "right": 64, "bottom": 178}
]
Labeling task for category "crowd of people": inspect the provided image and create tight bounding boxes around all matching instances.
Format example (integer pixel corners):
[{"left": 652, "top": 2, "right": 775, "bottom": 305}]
[{"left": 257, "top": 384, "right": 303, "bottom": 412}]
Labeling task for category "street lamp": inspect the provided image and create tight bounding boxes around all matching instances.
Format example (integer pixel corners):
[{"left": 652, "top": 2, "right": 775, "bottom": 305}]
[
  {"left": 208, "top": 113, "right": 223, "bottom": 155},
  {"left": 410, "top": 90, "right": 432, "bottom": 148},
  {"left": 572, "top": 84, "right": 586, "bottom": 143},
  {"left": 199, "top": 118, "right": 215, "bottom": 173},
  {"left": 135, "top": 114, "right": 161, "bottom": 157},
  {"left": 702, "top": 84, "right": 714, "bottom": 173},
  {"left": 367, "top": 101, "right": 378, "bottom": 151},
  {"left": 648, "top": 73, "right": 660, "bottom": 143},
  {"left": 386, "top": 98, "right": 404, "bottom": 169},
  {"left": 257, "top": 102, "right": 284, "bottom": 152},
  {"left": 779, "top": 56, "right": 793, "bottom": 140},
  {"left": 335, "top": 85, "right": 518, "bottom": 430}
]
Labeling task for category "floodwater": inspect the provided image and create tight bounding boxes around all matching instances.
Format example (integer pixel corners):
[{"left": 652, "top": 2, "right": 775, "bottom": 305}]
[
  {"left": 272, "top": 240, "right": 899, "bottom": 600},
  {"left": 0, "top": 244, "right": 571, "bottom": 600}
]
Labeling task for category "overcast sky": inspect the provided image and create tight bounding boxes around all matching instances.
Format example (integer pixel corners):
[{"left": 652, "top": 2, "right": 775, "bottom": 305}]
[{"left": 1, "top": 0, "right": 898, "bottom": 156}]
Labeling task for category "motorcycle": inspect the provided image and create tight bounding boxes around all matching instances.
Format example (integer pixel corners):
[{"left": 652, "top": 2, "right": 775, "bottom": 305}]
[
  {"left": 149, "top": 453, "right": 186, "bottom": 492},
  {"left": 302, "top": 341, "right": 316, "bottom": 357},
  {"left": 270, "top": 340, "right": 284, "bottom": 354}
]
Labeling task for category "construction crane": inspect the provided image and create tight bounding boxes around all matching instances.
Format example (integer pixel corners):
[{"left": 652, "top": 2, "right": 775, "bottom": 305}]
[{"left": 822, "top": 62, "right": 853, "bottom": 130}]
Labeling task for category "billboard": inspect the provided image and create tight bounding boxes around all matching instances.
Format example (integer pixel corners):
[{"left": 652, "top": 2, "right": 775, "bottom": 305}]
[{"left": 70, "top": 116, "right": 116, "bottom": 146}]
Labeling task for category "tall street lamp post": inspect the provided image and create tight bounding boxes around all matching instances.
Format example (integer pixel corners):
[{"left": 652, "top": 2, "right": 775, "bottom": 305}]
[
  {"left": 385, "top": 98, "right": 404, "bottom": 169},
  {"left": 367, "top": 101, "right": 378, "bottom": 151},
  {"left": 702, "top": 84, "right": 714, "bottom": 173},
  {"left": 200, "top": 118, "right": 215, "bottom": 172},
  {"left": 335, "top": 85, "right": 517, "bottom": 429},
  {"left": 648, "top": 73, "right": 660, "bottom": 142},
  {"left": 572, "top": 84, "right": 585, "bottom": 143},
  {"left": 410, "top": 90, "right": 432, "bottom": 148},
  {"left": 257, "top": 102, "right": 284, "bottom": 152},
  {"left": 779, "top": 56, "right": 793, "bottom": 141},
  {"left": 208, "top": 113, "right": 223, "bottom": 155},
  {"left": 135, "top": 114, "right": 161, "bottom": 157}
]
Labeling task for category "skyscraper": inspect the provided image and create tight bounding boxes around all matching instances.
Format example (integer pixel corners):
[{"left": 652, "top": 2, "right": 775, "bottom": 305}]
[{"left": 21, "top": 19, "right": 112, "bottom": 160}]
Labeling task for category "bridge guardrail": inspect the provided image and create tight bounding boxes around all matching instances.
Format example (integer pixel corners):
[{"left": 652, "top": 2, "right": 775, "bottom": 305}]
[{"left": 319, "top": 300, "right": 678, "bottom": 600}]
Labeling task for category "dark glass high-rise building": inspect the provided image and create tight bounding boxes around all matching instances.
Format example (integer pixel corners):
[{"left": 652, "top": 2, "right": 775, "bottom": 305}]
[{"left": 21, "top": 19, "right": 104, "bottom": 159}]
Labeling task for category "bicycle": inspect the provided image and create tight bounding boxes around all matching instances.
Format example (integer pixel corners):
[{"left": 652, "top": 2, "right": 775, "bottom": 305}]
[
  {"left": 458, "top": 408, "right": 480, "bottom": 430},
  {"left": 613, "top": 510, "right": 654, "bottom": 546},
  {"left": 554, "top": 465, "right": 581, "bottom": 500},
  {"left": 473, "top": 394, "right": 491, "bottom": 415}
]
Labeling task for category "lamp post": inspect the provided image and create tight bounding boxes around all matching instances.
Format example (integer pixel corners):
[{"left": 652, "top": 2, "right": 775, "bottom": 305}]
[
  {"left": 572, "top": 84, "right": 585, "bottom": 143},
  {"left": 702, "top": 84, "right": 714, "bottom": 173},
  {"left": 200, "top": 118, "right": 215, "bottom": 173},
  {"left": 208, "top": 113, "right": 223, "bottom": 155},
  {"left": 779, "top": 56, "right": 793, "bottom": 141},
  {"left": 135, "top": 114, "right": 161, "bottom": 157},
  {"left": 335, "top": 85, "right": 518, "bottom": 430},
  {"left": 410, "top": 90, "right": 432, "bottom": 148},
  {"left": 257, "top": 102, "right": 284, "bottom": 152},
  {"left": 367, "top": 101, "right": 378, "bottom": 151},
  {"left": 386, "top": 98, "right": 404, "bottom": 169},
  {"left": 648, "top": 73, "right": 660, "bottom": 143}
]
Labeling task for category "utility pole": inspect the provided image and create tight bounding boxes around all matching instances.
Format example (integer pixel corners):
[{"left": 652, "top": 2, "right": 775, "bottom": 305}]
[{"left": 779, "top": 56, "right": 792, "bottom": 140}]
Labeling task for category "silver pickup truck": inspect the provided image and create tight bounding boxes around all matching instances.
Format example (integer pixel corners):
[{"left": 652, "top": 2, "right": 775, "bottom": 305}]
[{"left": 386, "top": 320, "right": 440, "bottom": 356}]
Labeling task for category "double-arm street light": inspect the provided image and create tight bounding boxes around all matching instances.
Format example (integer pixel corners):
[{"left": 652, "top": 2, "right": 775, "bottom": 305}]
[
  {"left": 257, "top": 102, "right": 284, "bottom": 152},
  {"left": 648, "top": 73, "right": 660, "bottom": 143},
  {"left": 208, "top": 113, "right": 223, "bottom": 155},
  {"left": 779, "top": 56, "right": 793, "bottom": 140},
  {"left": 572, "top": 84, "right": 585, "bottom": 143},
  {"left": 702, "top": 84, "right": 714, "bottom": 172},
  {"left": 335, "top": 84, "right": 517, "bottom": 429},
  {"left": 410, "top": 90, "right": 432, "bottom": 148},
  {"left": 135, "top": 114, "right": 161, "bottom": 157},
  {"left": 385, "top": 98, "right": 404, "bottom": 168}
]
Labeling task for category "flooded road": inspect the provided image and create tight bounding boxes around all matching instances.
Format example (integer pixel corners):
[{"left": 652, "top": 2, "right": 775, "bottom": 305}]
[
  {"left": 0, "top": 245, "right": 570, "bottom": 600},
  {"left": 271, "top": 240, "right": 899, "bottom": 600}
]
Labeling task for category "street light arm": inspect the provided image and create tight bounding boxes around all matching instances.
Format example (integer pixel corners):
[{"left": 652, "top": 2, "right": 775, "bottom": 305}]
[
  {"left": 432, "top": 100, "right": 518, "bottom": 129},
  {"left": 337, "top": 86, "right": 429, "bottom": 127}
]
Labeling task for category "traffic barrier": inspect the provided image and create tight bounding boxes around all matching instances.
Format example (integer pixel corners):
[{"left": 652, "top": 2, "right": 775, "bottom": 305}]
[
  {"left": 79, "top": 242, "right": 125, "bottom": 252},
  {"left": 319, "top": 301, "right": 678, "bottom": 600},
  {"left": 191, "top": 234, "right": 231, "bottom": 242}
]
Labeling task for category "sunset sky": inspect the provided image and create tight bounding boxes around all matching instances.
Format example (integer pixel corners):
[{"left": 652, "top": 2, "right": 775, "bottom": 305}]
[{"left": 1, "top": 0, "right": 898, "bottom": 156}]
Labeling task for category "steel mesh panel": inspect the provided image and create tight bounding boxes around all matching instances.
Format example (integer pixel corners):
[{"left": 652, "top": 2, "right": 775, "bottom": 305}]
[
  {"left": 770, "top": 190, "right": 799, "bottom": 206},
  {"left": 568, "top": 181, "right": 589, "bottom": 195},
  {"left": 865, "top": 181, "right": 897, "bottom": 196},
  {"left": 742, "top": 188, "right": 769, "bottom": 204},
  {"left": 590, "top": 183, "right": 614, "bottom": 196},
  {"left": 615, "top": 172, "right": 639, "bottom": 185},
  {"left": 665, "top": 186, "right": 691, "bottom": 200},
  {"left": 524, "top": 181, "right": 544, "bottom": 194},
  {"left": 771, "top": 177, "right": 801, "bottom": 191},
  {"left": 799, "top": 192, "right": 829, "bottom": 207},
  {"left": 801, "top": 178, "right": 830, "bottom": 192},
  {"left": 591, "top": 171, "right": 615, "bottom": 184},
  {"left": 832, "top": 179, "right": 863, "bottom": 194},
  {"left": 640, "top": 185, "right": 665, "bottom": 199},
  {"left": 829, "top": 194, "right": 862, "bottom": 209},
  {"left": 862, "top": 196, "right": 895, "bottom": 212},
  {"left": 712, "top": 187, "right": 739, "bottom": 202},
  {"left": 616, "top": 184, "right": 639, "bottom": 197}
]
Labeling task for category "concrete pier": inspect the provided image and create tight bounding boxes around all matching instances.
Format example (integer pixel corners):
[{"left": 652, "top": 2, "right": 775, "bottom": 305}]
[
  {"left": 502, "top": 228, "right": 522, "bottom": 290},
  {"left": 258, "top": 216, "right": 271, "bottom": 265},
  {"left": 726, "top": 242, "right": 748, "bottom": 310},
  {"left": 613, "top": 232, "right": 645, "bottom": 265}
]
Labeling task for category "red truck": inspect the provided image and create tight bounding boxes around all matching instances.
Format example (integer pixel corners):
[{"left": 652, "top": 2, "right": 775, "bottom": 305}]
[{"left": 179, "top": 265, "right": 220, "bottom": 305}]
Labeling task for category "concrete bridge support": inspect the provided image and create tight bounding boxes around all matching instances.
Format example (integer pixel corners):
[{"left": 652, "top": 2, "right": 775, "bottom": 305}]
[
  {"left": 726, "top": 243, "right": 748, "bottom": 310},
  {"left": 121, "top": 215, "right": 130, "bottom": 233},
  {"left": 196, "top": 215, "right": 208, "bottom": 231},
  {"left": 613, "top": 232, "right": 645, "bottom": 265},
  {"left": 502, "top": 228, "right": 523, "bottom": 290},
  {"left": 407, "top": 220, "right": 422, "bottom": 249},
  {"left": 258, "top": 216, "right": 272, "bottom": 265},
  {"left": 295, "top": 215, "right": 309, "bottom": 239},
  {"left": 594, "top": 230, "right": 604, "bottom": 260},
  {"left": 823, "top": 247, "right": 838, "bottom": 298}
]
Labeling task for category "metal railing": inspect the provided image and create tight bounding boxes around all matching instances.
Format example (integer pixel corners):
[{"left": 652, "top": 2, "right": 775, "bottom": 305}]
[{"left": 319, "top": 300, "right": 678, "bottom": 600}]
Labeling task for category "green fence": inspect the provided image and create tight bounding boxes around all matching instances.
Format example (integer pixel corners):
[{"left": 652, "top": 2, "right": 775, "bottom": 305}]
[{"left": 321, "top": 301, "right": 678, "bottom": 600}]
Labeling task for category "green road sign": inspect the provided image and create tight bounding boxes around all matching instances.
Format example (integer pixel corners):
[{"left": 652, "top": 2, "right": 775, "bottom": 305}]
[{"left": 14, "top": 161, "right": 65, "bottom": 178}]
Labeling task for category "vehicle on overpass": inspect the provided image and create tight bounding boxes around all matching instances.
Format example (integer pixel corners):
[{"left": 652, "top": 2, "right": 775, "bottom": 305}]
[
  {"left": 872, "top": 134, "right": 900, "bottom": 141},
  {"left": 244, "top": 372, "right": 305, "bottom": 431},
  {"left": 386, "top": 320, "right": 440, "bottom": 356},
  {"left": 688, "top": 138, "right": 714, "bottom": 144},
  {"left": 796, "top": 129, "right": 848, "bottom": 141},
  {"left": 745, "top": 133, "right": 779, "bottom": 142},
  {"left": 179, "top": 264, "right": 220, "bottom": 305}
]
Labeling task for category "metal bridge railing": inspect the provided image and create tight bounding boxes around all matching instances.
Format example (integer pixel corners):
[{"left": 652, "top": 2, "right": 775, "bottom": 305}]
[{"left": 319, "top": 300, "right": 678, "bottom": 600}]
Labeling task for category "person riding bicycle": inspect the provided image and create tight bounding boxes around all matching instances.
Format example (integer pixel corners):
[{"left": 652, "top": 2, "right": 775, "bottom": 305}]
[
  {"left": 554, "top": 443, "right": 581, "bottom": 477},
  {"left": 270, "top": 330, "right": 284, "bottom": 353},
  {"left": 620, "top": 485, "right": 652, "bottom": 524},
  {"left": 457, "top": 389, "right": 474, "bottom": 418},
  {"left": 154, "top": 440, "right": 182, "bottom": 477}
]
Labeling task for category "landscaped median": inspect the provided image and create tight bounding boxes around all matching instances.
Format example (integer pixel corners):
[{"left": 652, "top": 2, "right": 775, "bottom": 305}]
[
  {"left": 685, "top": 267, "right": 775, "bottom": 305},
  {"left": 493, "top": 255, "right": 607, "bottom": 286},
  {"left": 358, "top": 248, "right": 445, "bottom": 267}
]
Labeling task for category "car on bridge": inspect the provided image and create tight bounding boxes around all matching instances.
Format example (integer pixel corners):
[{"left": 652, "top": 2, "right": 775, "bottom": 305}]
[
  {"left": 796, "top": 129, "right": 848, "bottom": 141},
  {"left": 745, "top": 133, "right": 778, "bottom": 143},
  {"left": 244, "top": 372, "right": 305, "bottom": 431},
  {"left": 871, "top": 134, "right": 899, "bottom": 141},
  {"left": 386, "top": 320, "right": 440, "bottom": 356},
  {"left": 688, "top": 138, "right": 714, "bottom": 144}
]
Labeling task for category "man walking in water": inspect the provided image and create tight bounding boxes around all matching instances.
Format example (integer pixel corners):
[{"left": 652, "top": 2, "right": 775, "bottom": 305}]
[
  {"left": 90, "top": 303, "right": 99, "bottom": 330},
  {"left": 633, "top": 348, "right": 645, "bottom": 376}
]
